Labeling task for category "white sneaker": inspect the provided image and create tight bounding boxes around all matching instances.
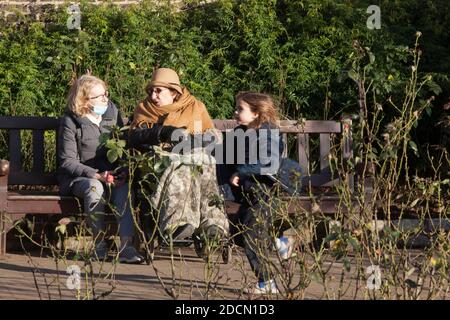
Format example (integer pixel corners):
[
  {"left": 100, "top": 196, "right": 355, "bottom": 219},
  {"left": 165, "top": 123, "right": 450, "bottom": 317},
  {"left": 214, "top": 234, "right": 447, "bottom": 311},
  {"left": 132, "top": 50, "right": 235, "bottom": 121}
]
[
  {"left": 276, "top": 236, "right": 295, "bottom": 260},
  {"left": 118, "top": 246, "right": 144, "bottom": 264},
  {"left": 244, "top": 279, "right": 279, "bottom": 295}
]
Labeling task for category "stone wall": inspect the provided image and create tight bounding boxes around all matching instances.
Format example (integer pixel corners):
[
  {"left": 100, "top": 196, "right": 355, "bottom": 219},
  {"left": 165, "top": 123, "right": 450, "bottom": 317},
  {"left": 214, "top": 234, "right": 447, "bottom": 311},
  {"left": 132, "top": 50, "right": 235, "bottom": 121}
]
[
  {"left": 0, "top": 1, "right": 145, "bottom": 20},
  {"left": 0, "top": 1, "right": 208, "bottom": 21}
]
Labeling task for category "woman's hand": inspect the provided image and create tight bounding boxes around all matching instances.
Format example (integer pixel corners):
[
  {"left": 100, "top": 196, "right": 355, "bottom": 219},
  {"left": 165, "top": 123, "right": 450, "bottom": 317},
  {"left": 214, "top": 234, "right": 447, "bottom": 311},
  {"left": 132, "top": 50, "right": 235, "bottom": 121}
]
[
  {"left": 95, "top": 171, "right": 114, "bottom": 184},
  {"left": 230, "top": 173, "right": 240, "bottom": 187},
  {"left": 95, "top": 172, "right": 106, "bottom": 182},
  {"left": 95, "top": 171, "right": 127, "bottom": 187}
]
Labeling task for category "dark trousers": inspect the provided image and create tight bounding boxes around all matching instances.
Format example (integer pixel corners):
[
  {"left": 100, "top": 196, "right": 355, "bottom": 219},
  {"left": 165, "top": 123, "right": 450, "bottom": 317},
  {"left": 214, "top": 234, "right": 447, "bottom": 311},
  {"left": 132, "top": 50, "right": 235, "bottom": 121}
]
[
  {"left": 235, "top": 177, "right": 278, "bottom": 282},
  {"left": 217, "top": 164, "right": 280, "bottom": 282}
]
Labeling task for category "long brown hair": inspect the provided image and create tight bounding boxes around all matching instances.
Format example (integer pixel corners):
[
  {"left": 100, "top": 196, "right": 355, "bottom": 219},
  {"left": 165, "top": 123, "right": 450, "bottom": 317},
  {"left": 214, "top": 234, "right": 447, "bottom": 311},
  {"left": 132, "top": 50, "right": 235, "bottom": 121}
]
[{"left": 235, "top": 91, "right": 279, "bottom": 128}]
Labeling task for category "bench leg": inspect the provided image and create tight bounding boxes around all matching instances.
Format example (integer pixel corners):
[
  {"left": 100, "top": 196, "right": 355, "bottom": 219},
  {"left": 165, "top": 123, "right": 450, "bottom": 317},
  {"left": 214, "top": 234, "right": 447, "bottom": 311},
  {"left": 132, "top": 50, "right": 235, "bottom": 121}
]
[
  {"left": 1, "top": 171, "right": 8, "bottom": 257},
  {"left": 0, "top": 212, "right": 5, "bottom": 257}
]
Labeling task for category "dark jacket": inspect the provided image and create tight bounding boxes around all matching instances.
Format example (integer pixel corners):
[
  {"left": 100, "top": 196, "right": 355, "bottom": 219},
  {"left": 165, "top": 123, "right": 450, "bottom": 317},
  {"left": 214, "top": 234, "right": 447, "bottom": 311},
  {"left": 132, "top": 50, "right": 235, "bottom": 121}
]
[
  {"left": 232, "top": 122, "right": 284, "bottom": 179},
  {"left": 57, "top": 101, "right": 123, "bottom": 195}
]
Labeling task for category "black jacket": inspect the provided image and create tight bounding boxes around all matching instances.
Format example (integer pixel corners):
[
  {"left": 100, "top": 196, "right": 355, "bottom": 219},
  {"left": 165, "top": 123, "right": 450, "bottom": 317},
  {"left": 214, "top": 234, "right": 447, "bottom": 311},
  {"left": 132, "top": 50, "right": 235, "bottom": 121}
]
[{"left": 57, "top": 101, "right": 123, "bottom": 195}]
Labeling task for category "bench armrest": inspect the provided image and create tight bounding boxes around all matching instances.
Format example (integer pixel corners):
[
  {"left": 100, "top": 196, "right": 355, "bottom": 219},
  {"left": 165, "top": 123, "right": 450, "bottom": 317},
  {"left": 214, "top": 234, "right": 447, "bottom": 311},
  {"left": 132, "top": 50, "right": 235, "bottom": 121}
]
[{"left": 0, "top": 159, "right": 9, "bottom": 176}]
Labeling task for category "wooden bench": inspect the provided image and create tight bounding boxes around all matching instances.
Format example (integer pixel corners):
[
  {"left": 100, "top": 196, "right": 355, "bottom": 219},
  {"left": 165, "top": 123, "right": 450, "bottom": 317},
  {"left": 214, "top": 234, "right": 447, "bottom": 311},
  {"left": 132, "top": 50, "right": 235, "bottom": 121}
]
[{"left": 0, "top": 115, "right": 362, "bottom": 256}]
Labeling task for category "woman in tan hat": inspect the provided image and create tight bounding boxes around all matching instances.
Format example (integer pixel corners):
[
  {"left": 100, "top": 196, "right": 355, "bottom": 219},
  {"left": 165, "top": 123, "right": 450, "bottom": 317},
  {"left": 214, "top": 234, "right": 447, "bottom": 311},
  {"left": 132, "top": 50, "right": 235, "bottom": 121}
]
[
  {"left": 128, "top": 68, "right": 229, "bottom": 246},
  {"left": 130, "top": 68, "right": 215, "bottom": 136}
]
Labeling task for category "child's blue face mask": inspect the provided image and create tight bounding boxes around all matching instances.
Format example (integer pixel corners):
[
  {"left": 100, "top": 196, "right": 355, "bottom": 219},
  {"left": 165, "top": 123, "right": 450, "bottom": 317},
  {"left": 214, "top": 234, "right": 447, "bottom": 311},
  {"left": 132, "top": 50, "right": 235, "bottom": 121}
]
[{"left": 92, "top": 105, "right": 108, "bottom": 116}]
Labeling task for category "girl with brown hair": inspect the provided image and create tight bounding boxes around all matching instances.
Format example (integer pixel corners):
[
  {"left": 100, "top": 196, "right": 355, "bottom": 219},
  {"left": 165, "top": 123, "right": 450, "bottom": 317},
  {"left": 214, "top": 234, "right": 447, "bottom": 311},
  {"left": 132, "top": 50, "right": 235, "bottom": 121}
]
[{"left": 228, "top": 92, "right": 295, "bottom": 295}]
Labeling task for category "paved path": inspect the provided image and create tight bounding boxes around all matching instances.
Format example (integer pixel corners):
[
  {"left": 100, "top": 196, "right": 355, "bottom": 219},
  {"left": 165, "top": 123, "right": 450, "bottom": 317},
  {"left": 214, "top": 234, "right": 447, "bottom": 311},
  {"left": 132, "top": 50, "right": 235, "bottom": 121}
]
[
  {"left": 1, "top": 246, "right": 446, "bottom": 300},
  {"left": 0, "top": 246, "right": 245, "bottom": 300},
  {"left": 0, "top": 244, "right": 347, "bottom": 300}
]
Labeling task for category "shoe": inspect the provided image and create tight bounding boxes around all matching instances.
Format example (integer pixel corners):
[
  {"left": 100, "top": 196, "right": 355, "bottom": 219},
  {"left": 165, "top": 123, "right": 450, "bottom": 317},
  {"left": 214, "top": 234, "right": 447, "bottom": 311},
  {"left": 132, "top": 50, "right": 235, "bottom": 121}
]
[
  {"left": 93, "top": 241, "right": 108, "bottom": 261},
  {"left": 244, "top": 279, "right": 279, "bottom": 295},
  {"left": 118, "top": 246, "right": 144, "bottom": 264},
  {"left": 275, "top": 236, "right": 295, "bottom": 260},
  {"left": 172, "top": 223, "right": 195, "bottom": 240}
]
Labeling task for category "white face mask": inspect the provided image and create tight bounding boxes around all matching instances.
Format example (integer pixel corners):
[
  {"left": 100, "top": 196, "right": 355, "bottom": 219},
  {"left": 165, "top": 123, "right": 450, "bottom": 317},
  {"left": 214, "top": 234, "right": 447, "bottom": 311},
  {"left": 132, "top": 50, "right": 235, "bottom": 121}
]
[{"left": 92, "top": 105, "right": 108, "bottom": 116}]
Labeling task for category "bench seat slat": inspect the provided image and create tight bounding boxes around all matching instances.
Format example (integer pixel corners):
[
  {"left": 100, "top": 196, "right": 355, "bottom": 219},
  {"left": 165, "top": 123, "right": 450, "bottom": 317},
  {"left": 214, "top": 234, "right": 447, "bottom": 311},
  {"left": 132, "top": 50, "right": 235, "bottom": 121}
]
[
  {"left": 5, "top": 196, "right": 80, "bottom": 215},
  {"left": 7, "top": 194, "right": 75, "bottom": 201},
  {"left": 225, "top": 196, "right": 360, "bottom": 215}
]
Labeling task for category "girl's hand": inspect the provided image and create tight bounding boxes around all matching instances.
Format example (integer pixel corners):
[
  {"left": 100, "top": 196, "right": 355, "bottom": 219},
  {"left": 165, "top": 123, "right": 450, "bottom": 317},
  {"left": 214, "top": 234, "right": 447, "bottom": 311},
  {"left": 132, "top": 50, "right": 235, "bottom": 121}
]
[{"left": 230, "top": 173, "right": 240, "bottom": 187}]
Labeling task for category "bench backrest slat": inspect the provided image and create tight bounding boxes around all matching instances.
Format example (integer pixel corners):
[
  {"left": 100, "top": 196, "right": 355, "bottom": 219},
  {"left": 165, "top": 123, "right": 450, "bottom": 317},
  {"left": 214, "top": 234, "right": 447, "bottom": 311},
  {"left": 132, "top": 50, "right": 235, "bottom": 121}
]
[
  {"left": 0, "top": 116, "right": 58, "bottom": 130},
  {"left": 32, "top": 130, "right": 45, "bottom": 173},
  {"left": 342, "top": 118, "right": 354, "bottom": 191},
  {"left": 281, "top": 133, "right": 288, "bottom": 158},
  {"left": 320, "top": 133, "right": 331, "bottom": 172},
  {"left": 8, "top": 172, "right": 57, "bottom": 186},
  {"left": 9, "top": 130, "right": 22, "bottom": 172},
  {"left": 297, "top": 133, "right": 310, "bottom": 174},
  {"left": 213, "top": 119, "right": 341, "bottom": 133},
  {"left": 55, "top": 127, "right": 60, "bottom": 169},
  {"left": 279, "top": 120, "right": 341, "bottom": 133}
]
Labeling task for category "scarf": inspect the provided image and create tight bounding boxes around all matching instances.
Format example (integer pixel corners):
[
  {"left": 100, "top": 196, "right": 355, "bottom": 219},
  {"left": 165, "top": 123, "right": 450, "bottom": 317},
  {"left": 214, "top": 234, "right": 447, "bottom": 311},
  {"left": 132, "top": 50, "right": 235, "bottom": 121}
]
[{"left": 130, "top": 88, "right": 214, "bottom": 134}]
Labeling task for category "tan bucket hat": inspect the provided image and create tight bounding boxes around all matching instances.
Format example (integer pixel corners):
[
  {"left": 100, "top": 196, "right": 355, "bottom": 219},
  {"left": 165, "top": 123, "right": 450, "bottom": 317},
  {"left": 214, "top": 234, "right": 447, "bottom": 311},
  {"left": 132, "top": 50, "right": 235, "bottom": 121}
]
[{"left": 148, "top": 68, "right": 183, "bottom": 95}]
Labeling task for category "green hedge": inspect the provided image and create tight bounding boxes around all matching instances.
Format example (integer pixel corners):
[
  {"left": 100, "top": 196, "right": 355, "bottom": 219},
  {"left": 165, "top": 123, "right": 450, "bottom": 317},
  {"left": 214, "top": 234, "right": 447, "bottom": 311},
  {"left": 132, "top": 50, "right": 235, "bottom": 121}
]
[{"left": 1, "top": 0, "right": 447, "bottom": 117}]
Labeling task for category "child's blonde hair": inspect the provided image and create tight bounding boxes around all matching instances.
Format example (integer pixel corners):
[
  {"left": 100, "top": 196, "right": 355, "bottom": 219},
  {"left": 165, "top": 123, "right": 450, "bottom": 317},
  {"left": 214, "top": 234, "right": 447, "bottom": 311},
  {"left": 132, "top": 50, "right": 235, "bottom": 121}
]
[
  {"left": 67, "top": 75, "right": 107, "bottom": 116},
  {"left": 235, "top": 91, "right": 279, "bottom": 128}
]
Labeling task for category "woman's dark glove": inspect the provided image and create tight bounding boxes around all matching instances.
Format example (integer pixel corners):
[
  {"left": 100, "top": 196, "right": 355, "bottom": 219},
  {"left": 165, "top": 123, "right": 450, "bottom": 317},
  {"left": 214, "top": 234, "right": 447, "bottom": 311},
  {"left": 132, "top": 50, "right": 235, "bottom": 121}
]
[
  {"left": 128, "top": 124, "right": 187, "bottom": 148},
  {"left": 159, "top": 125, "right": 187, "bottom": 143}
]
